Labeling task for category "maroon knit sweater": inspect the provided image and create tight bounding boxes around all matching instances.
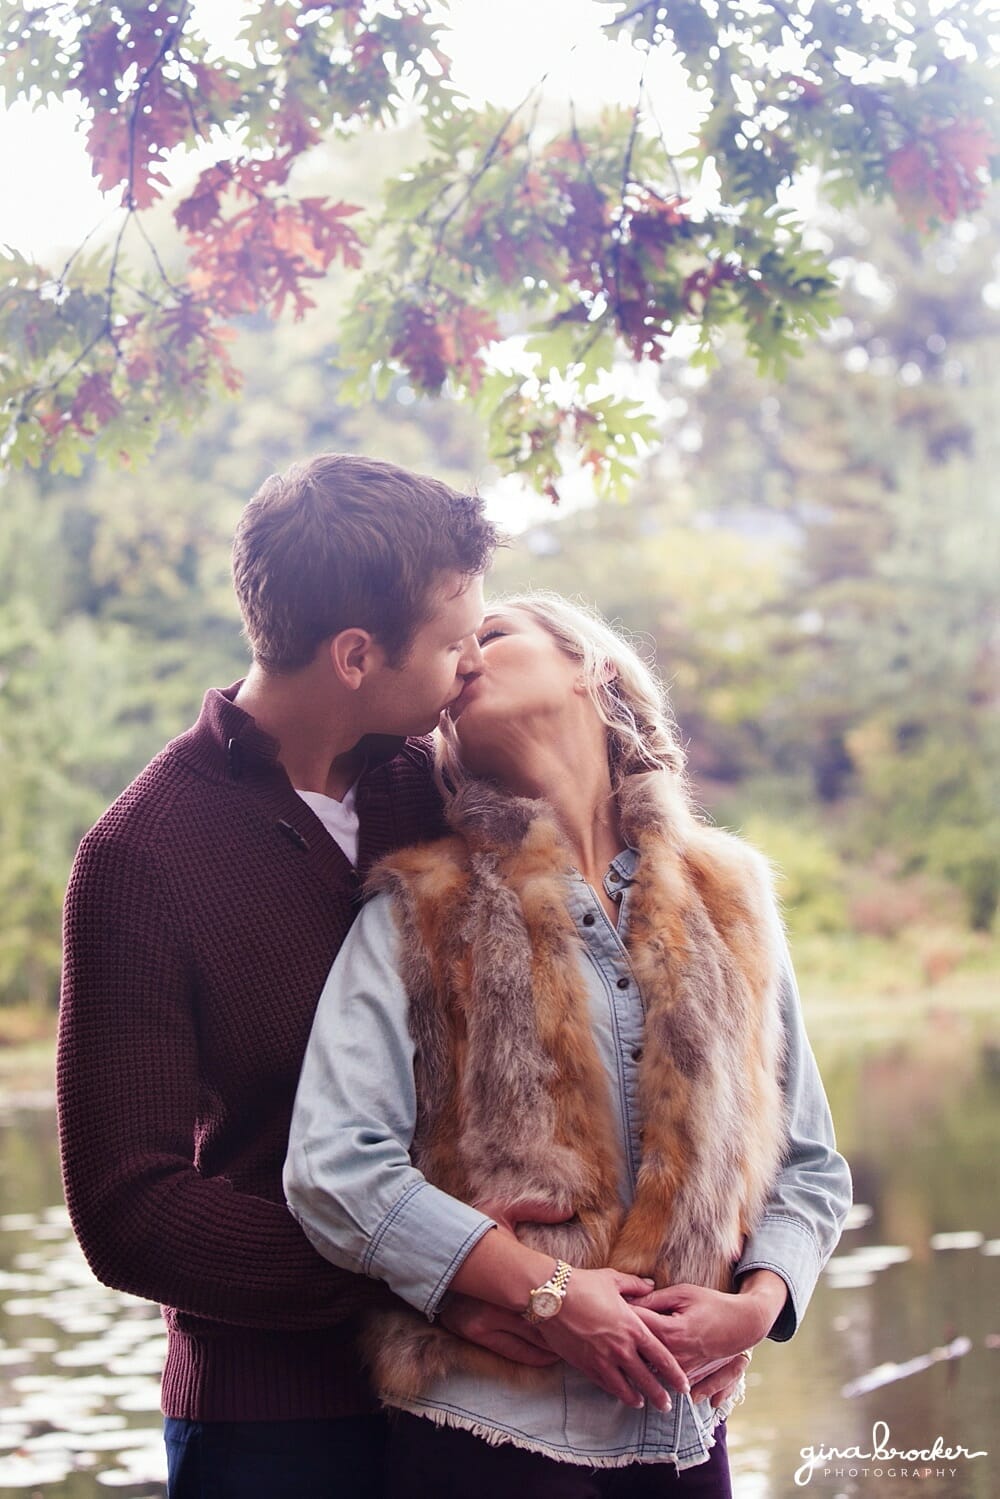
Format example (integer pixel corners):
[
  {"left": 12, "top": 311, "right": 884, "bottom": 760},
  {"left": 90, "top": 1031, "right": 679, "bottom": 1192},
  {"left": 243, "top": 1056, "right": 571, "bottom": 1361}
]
[{"left": 57, "top": 685, "right": 444, "bottom": 1421}]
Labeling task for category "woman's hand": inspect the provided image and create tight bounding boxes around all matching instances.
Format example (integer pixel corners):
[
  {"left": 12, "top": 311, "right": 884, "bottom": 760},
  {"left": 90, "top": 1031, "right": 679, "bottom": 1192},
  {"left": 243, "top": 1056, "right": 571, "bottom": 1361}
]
[
  {"left": 538, "top": 1268, "right": 690, "bottom": 1412},
  {"left": 631, "top": 1281, "right": 775, "bottom": 1374}
]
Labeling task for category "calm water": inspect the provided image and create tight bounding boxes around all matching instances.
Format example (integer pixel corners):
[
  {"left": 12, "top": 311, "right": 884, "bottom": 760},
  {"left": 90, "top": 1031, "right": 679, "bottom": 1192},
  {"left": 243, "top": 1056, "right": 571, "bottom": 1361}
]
[{"left": 1, "top": 1025, "right": 998, "bottom": 1498}]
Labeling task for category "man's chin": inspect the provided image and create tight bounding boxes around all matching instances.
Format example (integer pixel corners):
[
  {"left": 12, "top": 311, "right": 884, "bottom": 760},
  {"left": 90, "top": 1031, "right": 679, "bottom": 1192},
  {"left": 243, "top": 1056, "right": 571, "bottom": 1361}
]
[{"left": 408, "top": 710, "right": 449, "bottom": 737}]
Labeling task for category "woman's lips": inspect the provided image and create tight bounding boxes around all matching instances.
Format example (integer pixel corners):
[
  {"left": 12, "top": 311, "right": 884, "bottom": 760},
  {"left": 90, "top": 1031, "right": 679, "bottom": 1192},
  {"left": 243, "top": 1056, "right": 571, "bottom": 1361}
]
[{"left": 447, "top": 678, "right": 483, "bottom": 720}]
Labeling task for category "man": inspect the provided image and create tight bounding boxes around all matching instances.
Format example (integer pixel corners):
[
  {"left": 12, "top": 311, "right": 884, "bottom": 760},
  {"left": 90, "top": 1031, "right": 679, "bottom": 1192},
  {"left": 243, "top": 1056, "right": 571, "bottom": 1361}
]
[{"left": 58, "top": 453, "right": 551, "bottom": 1498}]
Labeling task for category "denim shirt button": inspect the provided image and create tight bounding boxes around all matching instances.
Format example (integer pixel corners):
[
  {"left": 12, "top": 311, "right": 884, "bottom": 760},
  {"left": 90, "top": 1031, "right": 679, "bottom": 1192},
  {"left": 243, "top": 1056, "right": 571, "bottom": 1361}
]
[
  {"left": 616, "top": 976, "right": 630, "bottom": 990},
  {"left": 631, "top": 1046, "right": 644, "bottom": 1062},
  {"left": 582, "top": 913, "right": 596, "bottom": 927}
]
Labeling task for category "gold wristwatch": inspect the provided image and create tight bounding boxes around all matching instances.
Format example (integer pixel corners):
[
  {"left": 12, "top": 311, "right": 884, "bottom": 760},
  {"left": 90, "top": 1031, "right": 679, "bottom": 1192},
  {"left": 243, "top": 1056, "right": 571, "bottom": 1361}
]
[{"left": 524, "top": 1259, "right": 573, "bottom": 1323}]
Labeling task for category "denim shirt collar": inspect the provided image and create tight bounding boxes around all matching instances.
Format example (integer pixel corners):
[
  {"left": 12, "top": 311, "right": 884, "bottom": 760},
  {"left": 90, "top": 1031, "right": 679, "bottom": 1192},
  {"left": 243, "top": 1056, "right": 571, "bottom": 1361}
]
[{"left": 603, "top": 845, "right": 639, "bottom": 900}]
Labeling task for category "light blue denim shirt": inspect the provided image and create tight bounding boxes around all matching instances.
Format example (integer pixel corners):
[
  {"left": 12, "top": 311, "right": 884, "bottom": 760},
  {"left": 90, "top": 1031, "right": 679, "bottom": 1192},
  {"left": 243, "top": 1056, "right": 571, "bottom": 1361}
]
[{"left": 285, "top": 849, "right": 852, "bottom": 1470}]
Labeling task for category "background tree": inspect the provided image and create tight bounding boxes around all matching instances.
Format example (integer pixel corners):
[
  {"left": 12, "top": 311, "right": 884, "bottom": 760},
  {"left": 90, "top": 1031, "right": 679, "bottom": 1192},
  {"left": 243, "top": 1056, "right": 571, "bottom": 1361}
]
[
  {"left": 0, "top": 260, "right": 484, "bottom": 1009},
  {"left": 0, "top": 0, "right": 995, "bottom": 492},
  {"left": 0, "top": 6, "right": 996, "bottom": 1013},
  {"left": 492, "top": 198, "right": 1000, "bottom": 932}
]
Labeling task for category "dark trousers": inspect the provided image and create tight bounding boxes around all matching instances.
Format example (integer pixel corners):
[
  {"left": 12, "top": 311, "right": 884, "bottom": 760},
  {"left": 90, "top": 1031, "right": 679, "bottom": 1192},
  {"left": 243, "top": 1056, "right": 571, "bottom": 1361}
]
[
  {"left": 385, "top": 1411, "right": 733, "bottom": 1499},
  {"left": 164, "top": 1413, "right": 388, "bottom": 1499}
]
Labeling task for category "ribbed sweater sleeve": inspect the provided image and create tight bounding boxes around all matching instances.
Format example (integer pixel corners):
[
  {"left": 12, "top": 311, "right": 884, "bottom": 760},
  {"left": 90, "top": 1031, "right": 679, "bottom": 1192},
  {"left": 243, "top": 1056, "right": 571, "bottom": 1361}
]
[{"left": 58, "top": 828, "right": 377, "bottom": 1331}]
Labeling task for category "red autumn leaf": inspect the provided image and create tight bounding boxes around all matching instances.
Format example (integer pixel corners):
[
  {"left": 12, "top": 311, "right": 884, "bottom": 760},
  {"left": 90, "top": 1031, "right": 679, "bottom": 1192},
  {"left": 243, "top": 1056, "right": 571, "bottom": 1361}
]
[
  {"left": 189, "top": 61, "right": 243, "bottom": 112},
  {"left": 390, "top": 304, "right": 449, "bottom": 392},
  {"left": 79, "top": 25, "right": 123, "bottom": 98},
  {"left": 37, "top": 405, "right": 73, "bottom": 438},
  {"left": 71, "top": 372, "right": 121, "bottom": 432},
  {"left": 389, "top": 299, "right": 498, "bottom": 394},
  {"left": 682, "top": 259, "right": 737, "bottom": 312},
  {"left": 85, "top": 69, "right": 193, "bottom": 208},
  {"left": 888, "top": 119, "right": 992, "bottom": 230},
  {"left": 445, "top": 304, "right": 500, "bottom": 393},
  {"left": 788, "top": 75, "right": 823, "bottom": 108},
  {"left": 181, "top": 195, "right": 363, "bottom": 321},
  {"left": 934, "top": 118, "right": 992, "bottom": 216},
  {"left": 298, "top": 199, "right": 363, "bottom": 270},
  {"left": 886, "top": 141, "right": 931, "bottom": 228},
  {"left": 233, "top": 155, "right": 296, "bottom": 194},
  {"left": 174, "top": 185, "right": 224, "bottom": 233},
  {"left": 157, "top": 296, "right": 212, "bottom": 350},
  {"left": 86, "top": 109, "right": 165, "bottom": 208},
  {"left": 554, "top": 179, "right": 608, "bottom": 293},
  {"left": 352, "top": 31, "right": 385, "bottom": 70},
  {"left": 277, "top": 99, "right": 323, "bottom": 155},
  {"left": 125, "top": 352, "right": 155, "bottom": 385}
]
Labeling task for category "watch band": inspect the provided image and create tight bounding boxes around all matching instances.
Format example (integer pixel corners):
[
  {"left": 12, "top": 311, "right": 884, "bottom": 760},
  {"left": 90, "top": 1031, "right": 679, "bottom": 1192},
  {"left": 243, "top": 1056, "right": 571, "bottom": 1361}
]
[{"left": 524, "top": 1259, "right": 573, "bottom": 1322}]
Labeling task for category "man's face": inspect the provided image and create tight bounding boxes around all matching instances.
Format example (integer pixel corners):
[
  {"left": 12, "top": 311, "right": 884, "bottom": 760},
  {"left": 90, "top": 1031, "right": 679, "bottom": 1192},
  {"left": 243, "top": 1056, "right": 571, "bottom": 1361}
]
[{"left": 363, "top": 572, "right": 486, "bottom": 736}]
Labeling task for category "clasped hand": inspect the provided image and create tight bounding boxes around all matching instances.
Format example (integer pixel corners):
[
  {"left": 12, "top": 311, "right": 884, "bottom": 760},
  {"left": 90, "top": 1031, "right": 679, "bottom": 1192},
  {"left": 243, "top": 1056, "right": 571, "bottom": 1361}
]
[
  {"left": 630, "top": 1282, "right": 763, "bottom": 1407},
  {"left": 442, "top": 1202, "right": 756, "bottom": 1412}
]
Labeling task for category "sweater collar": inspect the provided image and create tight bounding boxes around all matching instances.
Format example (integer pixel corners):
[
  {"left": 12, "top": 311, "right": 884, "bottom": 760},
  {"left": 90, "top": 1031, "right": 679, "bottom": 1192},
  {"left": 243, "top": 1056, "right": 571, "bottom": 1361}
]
[{"left": 174, "top": 683, "right": 410, "bottom": 784}]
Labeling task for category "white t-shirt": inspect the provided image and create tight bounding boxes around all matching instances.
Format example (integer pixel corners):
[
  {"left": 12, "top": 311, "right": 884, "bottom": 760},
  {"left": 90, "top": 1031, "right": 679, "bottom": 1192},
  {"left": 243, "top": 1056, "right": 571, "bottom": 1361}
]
[{"left": 294, "top": 783, "right": 360, "bottom": 867}]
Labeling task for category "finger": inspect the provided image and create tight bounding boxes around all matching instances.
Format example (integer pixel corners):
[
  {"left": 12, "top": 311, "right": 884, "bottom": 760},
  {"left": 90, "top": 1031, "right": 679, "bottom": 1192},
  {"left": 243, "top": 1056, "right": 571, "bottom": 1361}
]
[
  {"left": 631, "top": 1307, "right": 693, "bottom": 1373},
  {"left": 487, "top": 1335, "right": 561, "bottom": 1367},
  {"left": 631, "top": 1288, "right": 684, "bottom": 1312},
  {"left": 589, "top": 1362, "right": 648, "bottom": 1409},
  {"left": 633, "top": 1318, "right": 690, "bottom": 1394},
  {"left": 511, "top": 1321, "right": 559, "bottom": 1351},
  {"left": 691, "top": 1357, "right": 747, "bottom": 1405},
  {"left": 474, "top": 1198, "right": 574, "bottom": 1227},
  {"left": 692, "top": 1373, "right": 731, "bottom": 1403},
  {"left": 711, "top": 1375, "right": 743, "bottom": 1409},
  {"left": 611, "top": 1272, "right": 657, "bottom": 1298},
  {"left": 624, "top": 1359, "right": 673, "bottom": 1413}
]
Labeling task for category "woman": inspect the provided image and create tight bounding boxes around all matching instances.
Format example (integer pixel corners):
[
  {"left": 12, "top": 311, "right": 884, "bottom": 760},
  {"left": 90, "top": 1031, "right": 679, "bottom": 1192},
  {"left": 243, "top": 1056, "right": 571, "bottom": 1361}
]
[{"left": 285, "top": 593, "right": 851, "bottom": 1497}]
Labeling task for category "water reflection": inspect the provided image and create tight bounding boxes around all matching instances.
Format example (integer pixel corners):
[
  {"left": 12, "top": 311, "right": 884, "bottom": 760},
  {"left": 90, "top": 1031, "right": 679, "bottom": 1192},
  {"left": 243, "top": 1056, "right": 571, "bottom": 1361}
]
[
  {"left": 0, "top": 1031, "right": 998, "bottom": 1498},
  {"left": 0, "top": 1088, "right": 165, "bottom": 1496},
  {"left": 728, "top": 1032, "right": 1000, "bottom": 1499}
]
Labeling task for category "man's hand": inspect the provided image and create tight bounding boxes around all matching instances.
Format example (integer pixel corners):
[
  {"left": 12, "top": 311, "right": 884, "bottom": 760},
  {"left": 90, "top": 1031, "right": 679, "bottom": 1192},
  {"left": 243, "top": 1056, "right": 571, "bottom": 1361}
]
[
  {"left": 438, "top": 1292, "right": 560, "bottom": 1368},
  {"left": 689, "top": 1354, "right": 751, "bottom": 1410}
]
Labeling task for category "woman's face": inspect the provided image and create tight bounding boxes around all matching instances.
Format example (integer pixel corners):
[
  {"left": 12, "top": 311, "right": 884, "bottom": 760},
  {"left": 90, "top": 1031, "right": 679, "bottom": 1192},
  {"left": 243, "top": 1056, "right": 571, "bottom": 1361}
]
[{"left": 447, "top": 608, "right": 585, "bottom": 763}]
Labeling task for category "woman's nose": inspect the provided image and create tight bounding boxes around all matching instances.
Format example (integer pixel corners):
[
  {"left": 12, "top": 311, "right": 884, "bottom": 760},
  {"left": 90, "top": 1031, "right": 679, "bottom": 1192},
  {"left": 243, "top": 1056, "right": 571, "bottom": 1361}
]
[{"left": 459, "top": 635, "right": 484, "bottom": 675}]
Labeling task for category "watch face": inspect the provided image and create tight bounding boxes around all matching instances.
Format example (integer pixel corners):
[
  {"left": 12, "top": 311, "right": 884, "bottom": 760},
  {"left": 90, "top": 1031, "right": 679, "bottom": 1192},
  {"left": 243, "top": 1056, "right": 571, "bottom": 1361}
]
[{"left": 531, "top": 1289, "right": 562, "bottom": 1319}]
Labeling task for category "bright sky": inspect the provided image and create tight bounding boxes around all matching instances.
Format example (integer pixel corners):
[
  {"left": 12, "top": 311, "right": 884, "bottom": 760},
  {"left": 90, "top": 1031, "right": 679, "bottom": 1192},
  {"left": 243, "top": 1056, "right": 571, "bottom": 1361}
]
[
  {"left": 0, "top": 0, "right": 699, "bottom": 257},
  {"left": 0, "top": 0, "right": 698, "bottom": 525}
]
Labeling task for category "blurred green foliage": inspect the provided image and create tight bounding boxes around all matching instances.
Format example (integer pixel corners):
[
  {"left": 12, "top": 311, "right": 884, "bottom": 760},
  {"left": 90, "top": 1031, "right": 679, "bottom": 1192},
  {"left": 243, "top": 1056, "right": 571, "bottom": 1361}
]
[
  {"left": 1, "top": 194, "right": 997, "bottom": 1008},
  {"left": 492, "top": 201, "right": 999, "bottom": 940}
]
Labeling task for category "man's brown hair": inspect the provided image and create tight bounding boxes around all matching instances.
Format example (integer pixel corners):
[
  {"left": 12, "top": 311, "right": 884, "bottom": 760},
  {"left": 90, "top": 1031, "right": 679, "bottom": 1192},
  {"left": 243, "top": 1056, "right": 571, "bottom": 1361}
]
[{"left": 232, "top": 453, "right": 499, "bottom": 671}]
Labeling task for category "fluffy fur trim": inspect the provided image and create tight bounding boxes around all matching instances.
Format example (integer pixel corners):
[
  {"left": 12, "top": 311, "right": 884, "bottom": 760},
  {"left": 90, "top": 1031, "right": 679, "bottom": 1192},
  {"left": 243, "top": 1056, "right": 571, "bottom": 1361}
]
[{"left": 364, "top": 773, "right": 788, "bottom": 1399}]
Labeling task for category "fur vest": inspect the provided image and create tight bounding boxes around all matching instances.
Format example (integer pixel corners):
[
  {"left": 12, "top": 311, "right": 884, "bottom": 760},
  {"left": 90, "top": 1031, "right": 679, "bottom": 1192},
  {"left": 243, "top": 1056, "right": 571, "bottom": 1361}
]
[{"left": 362, "top": 771, "right": 789, "bottom": 1401}]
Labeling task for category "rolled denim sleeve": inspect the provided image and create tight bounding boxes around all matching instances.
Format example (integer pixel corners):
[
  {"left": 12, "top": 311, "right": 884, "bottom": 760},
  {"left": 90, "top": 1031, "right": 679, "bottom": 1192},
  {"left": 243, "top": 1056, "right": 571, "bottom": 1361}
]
[
  {"left": 733, "top": 960, "right": 853, "bottom": 1341},
  {"left": 284, "top": 893, "right": 495, "bottom": 1319}
]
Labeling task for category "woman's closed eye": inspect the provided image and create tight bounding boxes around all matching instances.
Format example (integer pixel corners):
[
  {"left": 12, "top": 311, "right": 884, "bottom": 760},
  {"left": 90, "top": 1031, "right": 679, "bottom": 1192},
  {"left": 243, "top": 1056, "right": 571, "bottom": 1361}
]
[{"left": 478, "top": 628, "right": 506, "bottom": 646}]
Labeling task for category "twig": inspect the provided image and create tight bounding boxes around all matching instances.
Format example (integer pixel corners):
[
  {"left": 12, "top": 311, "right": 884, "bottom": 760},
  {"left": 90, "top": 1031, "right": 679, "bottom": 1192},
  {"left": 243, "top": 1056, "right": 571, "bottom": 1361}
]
[
  {"left": 418, "top": 72, "right": 552, "bottom": 288},
  {"left": 606, "top": 1, "right": 658, "bottom": 30},
  {"left": 106, "top": 1, "right": 193, "bottom": 347},
  {"left": 610, "top": 40, "right": 649, "bottom": 319},
  {"left": 134, "top": 213, "right": 185, "bottom": 298},
  {"left": 641, "top": 80, "right": 685, "bottom": 198}
]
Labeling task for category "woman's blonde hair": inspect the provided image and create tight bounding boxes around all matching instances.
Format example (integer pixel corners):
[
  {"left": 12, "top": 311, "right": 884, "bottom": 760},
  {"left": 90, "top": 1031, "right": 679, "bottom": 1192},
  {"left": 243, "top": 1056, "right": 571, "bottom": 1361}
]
[{"left": 436, "top": 590, "right": 688, "bottom": 792}]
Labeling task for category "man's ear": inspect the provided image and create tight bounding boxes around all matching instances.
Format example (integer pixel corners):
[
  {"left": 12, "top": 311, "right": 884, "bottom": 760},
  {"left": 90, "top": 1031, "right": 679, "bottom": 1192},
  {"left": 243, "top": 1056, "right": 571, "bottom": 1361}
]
[{"left": 327, "top": 628, "right": 381, "bottom": 691}]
